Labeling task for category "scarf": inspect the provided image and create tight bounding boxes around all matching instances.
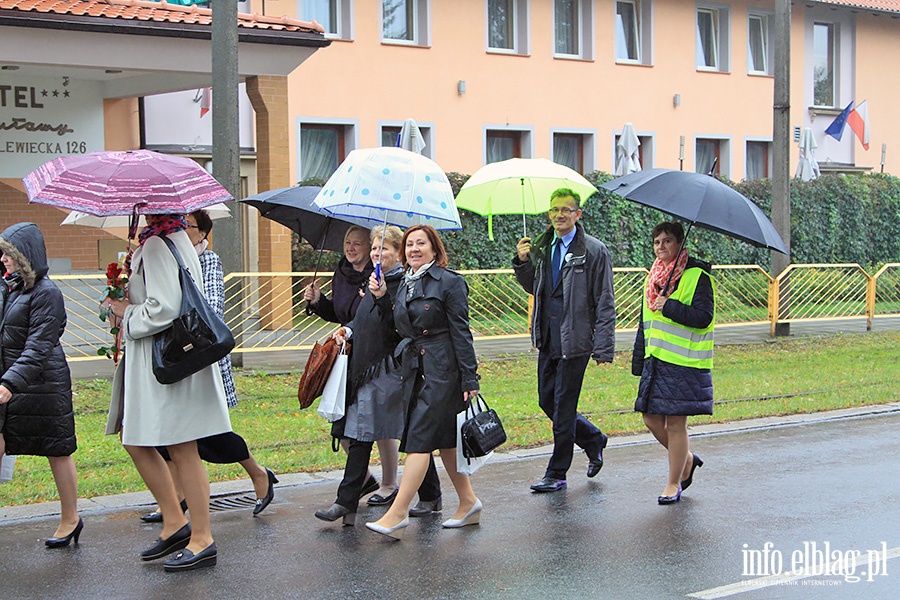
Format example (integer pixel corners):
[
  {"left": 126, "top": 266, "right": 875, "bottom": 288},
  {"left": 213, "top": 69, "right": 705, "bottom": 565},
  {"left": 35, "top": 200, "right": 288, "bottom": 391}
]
[
  {"left": 126, "top": 214, "right": 187, "bottom": 275},
  {"left": 646, "top": 249, "right": 688, "bottom": 311},
  {"left": 404, "top": 260, "right": 435, "bottom": 301},
  {"left": 138, "top": 214, "right": 187, "bottom": 247},
  {"left": 194, "top": 238, "right": 209, "bottom": 257},
  {"left": 2, "top": 271, "right": 23, "bottom": 292}
]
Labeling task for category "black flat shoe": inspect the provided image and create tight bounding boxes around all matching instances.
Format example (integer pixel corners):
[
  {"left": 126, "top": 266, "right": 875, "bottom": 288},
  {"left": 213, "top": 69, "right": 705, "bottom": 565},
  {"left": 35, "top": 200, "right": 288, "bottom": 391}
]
[
  {"left": 315, "top": 503, "right": 356, "bottom": 526},
  {"left": 45, "top": 518, "right": 83, "bottom": 548},
  {"left": 530, "top": 477, "right": 567, "bottom": 493},
  {"left": 658, "top": 488, "right": 682, "bottom": 505},
  {"left": 140, "top": 498, "right": 188, "bottom": 523},
  {"left": 253, "top": 468, "right": 279, "bottom": 516},
  {"left": 361, "top": 475, "right": 379, "bottom": 497},
  {"left": 140, "top": 522, "right": 192, "bottom": 561},
  {"left": 681, "top": 454, "right": 704, "bottom": 491},
  {"left": 587, "top": 433, "right": 609, "bottom": 478},
  {"left": 163, "top": 542, "right": 217, "bottom": 572},
  {"left": 367, "top": 488, "right": 399, "bottom": 506}
]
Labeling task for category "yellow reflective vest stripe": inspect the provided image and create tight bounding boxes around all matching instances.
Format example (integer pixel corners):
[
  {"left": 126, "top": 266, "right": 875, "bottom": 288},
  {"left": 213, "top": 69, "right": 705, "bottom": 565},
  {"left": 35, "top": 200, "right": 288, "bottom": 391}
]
[{"left": 642, "top": 267, "right": 716, "bottom": 369}]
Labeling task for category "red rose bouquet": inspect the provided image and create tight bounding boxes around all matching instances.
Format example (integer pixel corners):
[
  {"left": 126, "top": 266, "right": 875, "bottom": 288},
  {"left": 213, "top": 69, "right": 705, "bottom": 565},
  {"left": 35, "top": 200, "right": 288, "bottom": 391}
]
[{"left": 98, "top": 262, "right": 128, "bottom": 363}]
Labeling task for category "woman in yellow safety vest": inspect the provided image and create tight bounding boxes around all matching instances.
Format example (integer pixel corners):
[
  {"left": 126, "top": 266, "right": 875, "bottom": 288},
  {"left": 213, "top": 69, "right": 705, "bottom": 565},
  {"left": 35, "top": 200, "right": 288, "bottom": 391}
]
[{"left": 632, "top": 222, "right": 715, "bottom": 505}]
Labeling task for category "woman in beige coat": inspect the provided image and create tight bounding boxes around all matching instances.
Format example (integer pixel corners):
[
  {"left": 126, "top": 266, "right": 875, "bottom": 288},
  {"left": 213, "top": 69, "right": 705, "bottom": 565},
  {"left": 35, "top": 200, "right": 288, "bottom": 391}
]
[{"left": 105, "top": 214, "right": 230, "bottom": 572}]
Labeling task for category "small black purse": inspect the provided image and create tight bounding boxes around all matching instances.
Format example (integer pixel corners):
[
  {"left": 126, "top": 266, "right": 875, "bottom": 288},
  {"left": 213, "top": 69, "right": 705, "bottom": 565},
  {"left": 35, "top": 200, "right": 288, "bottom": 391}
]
[
  {"left": 151, "top": 235, "right": 235, "bottom": 385},
  {"left": 460, "top": 394, "right": 507, "bottom": 458}
]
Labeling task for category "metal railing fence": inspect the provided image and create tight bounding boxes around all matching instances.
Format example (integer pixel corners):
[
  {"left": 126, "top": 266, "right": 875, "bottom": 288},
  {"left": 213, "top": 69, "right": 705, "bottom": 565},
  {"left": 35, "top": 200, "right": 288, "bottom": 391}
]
[{"left": 52, "top": 263, "right": 900, "bottom": 362}]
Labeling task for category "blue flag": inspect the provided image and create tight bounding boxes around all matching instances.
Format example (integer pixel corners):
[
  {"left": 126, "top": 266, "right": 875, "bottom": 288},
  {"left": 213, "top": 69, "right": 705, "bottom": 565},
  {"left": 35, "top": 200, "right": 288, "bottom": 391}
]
[{"left": 825, "top": 102, "right": 854, "bottom": 141}]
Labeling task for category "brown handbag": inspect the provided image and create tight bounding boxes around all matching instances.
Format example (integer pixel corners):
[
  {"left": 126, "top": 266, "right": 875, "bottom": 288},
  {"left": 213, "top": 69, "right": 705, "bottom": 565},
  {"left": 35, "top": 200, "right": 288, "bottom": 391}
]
[{"left": 297, "top": 336, "right": 348, "bottom": 409}]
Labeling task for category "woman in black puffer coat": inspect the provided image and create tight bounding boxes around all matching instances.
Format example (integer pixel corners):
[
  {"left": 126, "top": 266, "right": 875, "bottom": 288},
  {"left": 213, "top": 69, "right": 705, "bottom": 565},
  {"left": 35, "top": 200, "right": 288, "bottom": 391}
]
[{"left": 0, "top": 222, "right": 82, "bottom": 547}]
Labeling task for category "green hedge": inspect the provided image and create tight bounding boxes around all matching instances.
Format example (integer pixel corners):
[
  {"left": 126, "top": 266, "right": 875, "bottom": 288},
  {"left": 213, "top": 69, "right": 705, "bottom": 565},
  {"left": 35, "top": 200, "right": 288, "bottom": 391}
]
[{"left": 292, "top": 172, "right": 900, "bottom": 272}]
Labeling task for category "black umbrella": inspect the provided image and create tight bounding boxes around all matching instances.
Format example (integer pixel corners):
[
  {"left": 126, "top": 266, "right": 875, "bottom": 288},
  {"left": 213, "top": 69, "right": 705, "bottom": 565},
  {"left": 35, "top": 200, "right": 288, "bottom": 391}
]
[
  {"left": 241, "top": 186, "right": 371, "bottom": 252},
  {"left": 600, "top": 169, "right": 788, "bottom": 254}
]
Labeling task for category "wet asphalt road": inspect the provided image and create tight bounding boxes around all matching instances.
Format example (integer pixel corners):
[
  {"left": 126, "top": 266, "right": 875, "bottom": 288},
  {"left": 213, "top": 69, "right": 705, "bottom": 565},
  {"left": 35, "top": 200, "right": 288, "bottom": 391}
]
[{"left": 2, "top": 406, "right": 899, "bottom": 599}]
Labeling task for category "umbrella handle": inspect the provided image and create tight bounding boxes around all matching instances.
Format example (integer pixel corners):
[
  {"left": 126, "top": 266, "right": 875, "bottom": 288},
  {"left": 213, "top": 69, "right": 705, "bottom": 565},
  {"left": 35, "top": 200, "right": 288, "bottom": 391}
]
[{"left": 521, "top": 178, "right": 527, "bottom": 239}]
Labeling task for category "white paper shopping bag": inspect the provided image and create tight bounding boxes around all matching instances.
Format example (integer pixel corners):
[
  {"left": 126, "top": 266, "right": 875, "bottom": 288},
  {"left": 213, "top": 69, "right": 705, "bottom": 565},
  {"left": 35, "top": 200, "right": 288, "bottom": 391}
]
[{"left": 317, "top": 345, "right": 348, "bottom": 422}]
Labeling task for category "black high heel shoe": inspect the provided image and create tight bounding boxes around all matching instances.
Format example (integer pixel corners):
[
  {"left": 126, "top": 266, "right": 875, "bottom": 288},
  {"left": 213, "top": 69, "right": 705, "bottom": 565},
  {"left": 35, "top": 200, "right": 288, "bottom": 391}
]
[
  {"left": 45, "top": 518, "right": 83, "bottom": 548},
  {"left": 314, "top": 503, "right": 356, "bottom": 526},
  {"left": 681, "top": 454, "right": 704, "bottom": 491},
  {"left": 253, "top": 468, "right": 279, "bottom": 515},
  {"left": 140, "top": 498, "right": 188, "bottom": 523}
]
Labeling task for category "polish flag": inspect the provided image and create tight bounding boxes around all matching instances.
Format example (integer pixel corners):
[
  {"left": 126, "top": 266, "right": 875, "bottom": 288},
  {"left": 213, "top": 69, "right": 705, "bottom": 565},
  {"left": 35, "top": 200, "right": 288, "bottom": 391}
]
[
  {"left": 847, "top": 100, "right": 869, "bottom": 150},
  {"left": 199, "top": 87, "right": 211, "bottom": 118}
]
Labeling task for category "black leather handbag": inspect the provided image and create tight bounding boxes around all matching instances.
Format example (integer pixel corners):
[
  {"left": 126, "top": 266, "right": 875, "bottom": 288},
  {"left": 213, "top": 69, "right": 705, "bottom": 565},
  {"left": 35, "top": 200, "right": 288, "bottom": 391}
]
[
  {"left": 152, "top": 235, "right": 235, "bottom": 385},
  {"left": 460, "top": 394, "right": 507, "bottom": 458}
]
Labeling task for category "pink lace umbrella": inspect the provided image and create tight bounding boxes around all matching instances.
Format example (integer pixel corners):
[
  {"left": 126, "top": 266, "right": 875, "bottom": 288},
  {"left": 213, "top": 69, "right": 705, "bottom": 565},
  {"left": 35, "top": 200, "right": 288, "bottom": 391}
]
[{"left": 23, "top": 150, "right": 233, "bottom": 218}]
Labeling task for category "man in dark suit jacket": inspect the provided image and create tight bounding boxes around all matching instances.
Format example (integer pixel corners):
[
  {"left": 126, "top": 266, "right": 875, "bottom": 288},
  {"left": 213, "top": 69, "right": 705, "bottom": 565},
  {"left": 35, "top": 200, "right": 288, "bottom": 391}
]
[{"left": 512, "top": 188, "right": 617, "bottom": 492}]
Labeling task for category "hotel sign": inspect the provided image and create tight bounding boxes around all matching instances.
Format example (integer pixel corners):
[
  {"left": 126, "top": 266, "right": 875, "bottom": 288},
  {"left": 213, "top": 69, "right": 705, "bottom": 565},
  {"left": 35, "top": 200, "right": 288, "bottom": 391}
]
[{"left": 0, "top": 74, "right": 104, "bottom": 178}]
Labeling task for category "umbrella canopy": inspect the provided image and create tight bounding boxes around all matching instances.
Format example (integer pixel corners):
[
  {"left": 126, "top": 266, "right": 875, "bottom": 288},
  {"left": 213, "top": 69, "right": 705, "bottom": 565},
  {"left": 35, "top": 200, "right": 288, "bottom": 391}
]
[
  {"left": 23, "top": 149, "right": 233, "bottom": 216},
  {"left": 454, "top": 157, "right": 599, "bottom": 238},
  {"left": 314, "top": 147, "right": 460, "bottom": 230},
  {"left": 241, "top": 186, "right": 371, "bottom": 253},
  {"left": 614, "top": 123, "right": 642, "bottom": 176},
  {"left": 796, "top": 127, "right": 821, "bottom": 182},
  {"left": 61, "top": 203, "right": 231, "bottom": 241},
  {"left": 600, "top": 168, "right": 788, "bottom": 254},
  {"left": 398, "top": 118, "right": 427, "bottom": 154}
]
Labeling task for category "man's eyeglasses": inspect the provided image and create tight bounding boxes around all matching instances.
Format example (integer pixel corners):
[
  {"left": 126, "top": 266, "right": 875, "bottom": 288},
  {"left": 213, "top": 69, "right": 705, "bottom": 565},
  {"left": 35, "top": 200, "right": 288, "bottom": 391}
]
[{"left": 548, "top": 207, "right": 578, "bottom": 215}]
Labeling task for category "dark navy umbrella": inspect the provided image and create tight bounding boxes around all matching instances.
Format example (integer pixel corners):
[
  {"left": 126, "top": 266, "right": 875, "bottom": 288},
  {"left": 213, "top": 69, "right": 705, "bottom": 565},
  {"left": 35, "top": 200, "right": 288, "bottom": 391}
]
[
  {"left": 241, "top": 186, "right": 370, "bottom": 253},
  {"left": 600, "top": 168, "right": 788, "bottom": 254}
]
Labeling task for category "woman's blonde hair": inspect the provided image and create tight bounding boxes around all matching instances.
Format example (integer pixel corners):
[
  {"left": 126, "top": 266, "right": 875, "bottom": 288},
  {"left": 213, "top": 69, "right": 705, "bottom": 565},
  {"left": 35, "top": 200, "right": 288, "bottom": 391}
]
[
  {"left": 370, "top": 225, "right": 404, "bottom": 251},
  {"left": 343, "top": 225, "right": 370, "bottom": 245}
]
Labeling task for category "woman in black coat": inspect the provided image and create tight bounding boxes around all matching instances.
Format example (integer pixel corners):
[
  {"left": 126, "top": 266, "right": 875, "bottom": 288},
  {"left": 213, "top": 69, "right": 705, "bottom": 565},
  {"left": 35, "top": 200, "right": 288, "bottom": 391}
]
[
  {"left": 0, "top": 222, "right": 82, "bottom": 547},
  {"left": 303, "top": 225, "right": 400, "bottom": 503},
  {"left": 314, "top": 225, "right": 406, "bottom": 525},
  {"left": 365, "top": 225, "right": 481, "bottom": 540},
  {"left": 632, "top": 222, "right": 714, "bottom": 505}
]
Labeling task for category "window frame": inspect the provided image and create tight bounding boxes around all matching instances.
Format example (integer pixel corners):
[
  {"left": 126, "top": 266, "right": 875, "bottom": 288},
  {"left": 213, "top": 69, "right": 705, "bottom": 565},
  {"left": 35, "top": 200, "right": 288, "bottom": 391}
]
[
  {"left": 484, "top": 126, "right": 534, "bottom": 164},
  {"left": 696, "top": 2, "right": 730, "bottom": 73},
  {"left": 297, "top": 119, "right": 359, "bottom": 182},
  {"left": 554, "top": 0, "right": 595, "bottom": 60},
  {"left": 378, "top": 120, "right": 435, "bottom": 160},
  {"left": 745, "top": 139, "right": 772, "bottom": 180},
  {"left": 813, "top": 21, "right": 837, "bottom": 108},
  {"left": 299, "top": 0, "right": 354, "bottom": 40},
  {"left": 381, "top": 0, "right": 431, "bottom": 47},
  {"left": 694, "top": 136, "right": 731, "bottom": 177},
  {"left": 551, "top": 129, "right": 597, "bottom": 174},
  {"left": 613, "top": 131, "right": 654, "bottom": 171},
  {"left": 486, "top": 0, "right": 530, "bottom": 55},
  {"left": 615, "top": 0, "right": 640, "bottom": 62},
  {"left": 746, "top": 13, "right": 771, "bottom": 75}
]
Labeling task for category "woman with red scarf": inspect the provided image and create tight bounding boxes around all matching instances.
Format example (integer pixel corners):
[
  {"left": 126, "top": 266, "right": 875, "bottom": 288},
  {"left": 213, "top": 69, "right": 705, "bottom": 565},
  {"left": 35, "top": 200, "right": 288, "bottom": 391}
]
[
  {"left": 104, "top": 214, "right": 230, "bottom": 572},
  {"left": 632, "top": 222, "right": 715, "bottom": 505}
]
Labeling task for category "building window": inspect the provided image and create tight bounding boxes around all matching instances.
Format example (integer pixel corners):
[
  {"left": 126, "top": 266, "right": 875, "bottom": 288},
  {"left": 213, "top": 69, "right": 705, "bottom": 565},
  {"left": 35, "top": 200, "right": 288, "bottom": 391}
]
[
  {"left": 555, "top": 0, "right": 594, "bottom": 59},
  {"left": 300, "top": 0, "right": 352, "bottom": 39},
  {"left": 746, "top": 141, "right": 770, "bottom": 180},
  {"left": 487, "top": 0, "right": 529, "bottom": 54},
  {"left": 379, "top": 122, "right": 433, "bottom": 158},
  {"left": 696, "top": 4, "right": 730, "bottom": 72},
  {"left": 553, "top": 133, "right": 586, "bottom": 173},
  {"left": 484, "top": 128, "right": 532, "bottom": 164},
  {"left": 300, "top": 124, "right": 347, "bottom": 181},
  {"left": 696, "top": 138, "right": 730, "bottom": 176},
  {"left": 382, "top": 0, "right": 429, "bottom": 45},
  {"left": 614, "top": 133, "right": 653, "bottom": 170},
  {"left": 615, "top": 1, "right": 639, "bottom": 61},
  {"left": 747, "top": 13, "right": 773, "bottom": 75},
  {"left": 381, "top": 126, "right": 402, "bottom": 148},
  {"left": 813, "top": 22, "right": 836, "bottom": 107}
]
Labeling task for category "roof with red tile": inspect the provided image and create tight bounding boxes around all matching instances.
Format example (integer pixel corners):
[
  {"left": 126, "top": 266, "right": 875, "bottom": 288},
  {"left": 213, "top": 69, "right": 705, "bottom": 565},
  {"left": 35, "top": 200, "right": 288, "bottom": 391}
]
[
  {"left": 808, "top": 0, "right": 900, "bottom": 13},
  {"left": 0, "top": 0, "right": 327, "bottom": 37}
]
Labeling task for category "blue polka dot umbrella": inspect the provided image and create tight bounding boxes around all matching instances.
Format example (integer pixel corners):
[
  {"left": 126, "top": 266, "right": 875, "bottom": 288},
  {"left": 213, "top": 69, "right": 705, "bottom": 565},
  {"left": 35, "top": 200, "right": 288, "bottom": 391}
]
[{"left": 313, "top": 147, "right": 461, "bottom": 232}]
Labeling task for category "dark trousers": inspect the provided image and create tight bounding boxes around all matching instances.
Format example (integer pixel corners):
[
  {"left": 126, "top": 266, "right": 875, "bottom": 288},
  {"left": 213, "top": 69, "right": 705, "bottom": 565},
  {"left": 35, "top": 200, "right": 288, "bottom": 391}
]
[
  {"left": 537, "top": 351, "right": 604, "bottom": 480},
  {"left": 336, "top": 438, "right": 441, "bottom": 509}
]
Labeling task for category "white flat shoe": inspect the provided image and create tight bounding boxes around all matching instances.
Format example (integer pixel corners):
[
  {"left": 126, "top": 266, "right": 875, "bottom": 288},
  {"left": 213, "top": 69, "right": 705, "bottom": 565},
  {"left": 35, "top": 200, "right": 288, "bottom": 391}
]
[
  {"left": 442, "top": 499, "right": 482, "bottom": 528},
  {"left": 365, "top": 517, "right": 409, "bottom": 540}
]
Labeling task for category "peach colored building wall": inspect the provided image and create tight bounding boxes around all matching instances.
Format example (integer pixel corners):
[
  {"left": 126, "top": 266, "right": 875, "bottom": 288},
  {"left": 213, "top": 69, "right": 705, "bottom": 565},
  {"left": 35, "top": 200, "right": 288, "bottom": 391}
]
[{"left": 288, "top": 0, "right": 812, "bottom": 180}]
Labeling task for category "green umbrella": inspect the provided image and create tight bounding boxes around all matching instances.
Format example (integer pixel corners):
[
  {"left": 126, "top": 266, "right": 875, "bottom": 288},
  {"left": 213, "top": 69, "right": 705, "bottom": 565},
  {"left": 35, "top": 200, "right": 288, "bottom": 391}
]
[{"left": 455, "top": 158, "right": 598, "bottom": 239}]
